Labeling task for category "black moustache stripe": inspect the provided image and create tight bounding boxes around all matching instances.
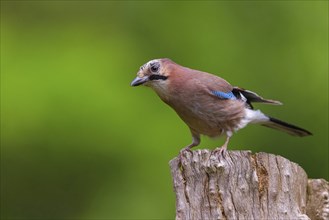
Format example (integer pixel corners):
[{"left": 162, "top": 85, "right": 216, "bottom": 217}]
[{"left": 149, "top": 74, "right": 168, "bottom": 81}]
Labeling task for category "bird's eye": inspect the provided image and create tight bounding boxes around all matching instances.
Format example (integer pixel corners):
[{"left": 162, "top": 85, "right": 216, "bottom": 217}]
[
  {"left": 150, "top": 62, "right": 160, "bottom": 73},
  {"left": 151, "top": 66, "right": 158, "bottom": 72}
]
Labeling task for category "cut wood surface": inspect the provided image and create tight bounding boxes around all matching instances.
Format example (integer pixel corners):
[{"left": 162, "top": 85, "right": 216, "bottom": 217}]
[{"left": 169, "top": 150, "right": 329, "bottom": 220}]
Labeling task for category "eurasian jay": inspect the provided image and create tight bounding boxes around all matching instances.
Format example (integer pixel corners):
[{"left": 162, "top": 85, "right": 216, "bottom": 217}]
[{"left": 131, "top": 58, "right": 312, "bottom": 155}]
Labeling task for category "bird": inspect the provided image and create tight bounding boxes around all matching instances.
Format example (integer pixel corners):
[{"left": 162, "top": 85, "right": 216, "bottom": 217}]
[{"left": 130, "top": 58, "right": 312, "bottom": 155}]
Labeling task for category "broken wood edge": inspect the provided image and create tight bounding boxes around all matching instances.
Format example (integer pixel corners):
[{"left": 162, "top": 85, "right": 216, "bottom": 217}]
[{"left": 306, "top": 178, "right": 329, "bottom": 220}]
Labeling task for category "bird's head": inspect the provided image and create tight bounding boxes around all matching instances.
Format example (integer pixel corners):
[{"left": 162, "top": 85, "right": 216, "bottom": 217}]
[{"left": 130, "top": 58, "right": 172, "bottom": 89}]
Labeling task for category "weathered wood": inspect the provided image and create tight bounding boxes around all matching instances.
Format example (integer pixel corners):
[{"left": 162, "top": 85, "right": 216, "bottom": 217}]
[
  {"left": 306, "top": 179, "right": 329, "bottom": 220},
  {"left": 170, "top": 150, "right": 328, "bottom": 220}
]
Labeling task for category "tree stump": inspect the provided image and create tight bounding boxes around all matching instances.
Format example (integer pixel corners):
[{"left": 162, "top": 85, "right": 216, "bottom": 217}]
[{"left": 169, "top": 150, "right": 329, "bottom": 220}]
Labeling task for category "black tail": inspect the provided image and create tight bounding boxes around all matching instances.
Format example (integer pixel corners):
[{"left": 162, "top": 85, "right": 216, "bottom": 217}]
[{"left": 262, "top": 117, "right": 312, "bottom": 137}]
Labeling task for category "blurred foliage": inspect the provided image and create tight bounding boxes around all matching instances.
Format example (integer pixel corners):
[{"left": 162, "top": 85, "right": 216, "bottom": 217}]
[{"left": 1, "top": 1, "right": 328, "bottom": 219}]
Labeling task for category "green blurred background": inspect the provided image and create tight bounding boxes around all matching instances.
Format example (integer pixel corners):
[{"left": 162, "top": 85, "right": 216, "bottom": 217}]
[{"left": 1, "top": 1, "right": 328, "bottom": 219}]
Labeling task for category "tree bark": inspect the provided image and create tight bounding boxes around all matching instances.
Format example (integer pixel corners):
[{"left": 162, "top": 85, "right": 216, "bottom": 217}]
[{"left": 169, "top": 150, "right": 329, "bottom": 220}]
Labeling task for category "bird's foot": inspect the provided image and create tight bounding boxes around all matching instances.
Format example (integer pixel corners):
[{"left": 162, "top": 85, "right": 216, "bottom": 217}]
[
  {"left": 211, "top": 146, "right": 227, "bottom": 159},
  {"left": 179, "top": 147, "right": 193, "bottom": 155},
  {"left": 179, "top": 147, "right": 193, "bottom": 164}
]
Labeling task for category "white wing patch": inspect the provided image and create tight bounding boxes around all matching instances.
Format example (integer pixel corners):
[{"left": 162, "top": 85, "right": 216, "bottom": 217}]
[{"left": 239, "top": 92, "right": 247, "bottom": 103}]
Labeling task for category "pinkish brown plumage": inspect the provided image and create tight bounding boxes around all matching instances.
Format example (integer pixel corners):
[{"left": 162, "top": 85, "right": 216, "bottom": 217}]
[{"left": 131, "top": 58, "right": 312, "bottom": 155}]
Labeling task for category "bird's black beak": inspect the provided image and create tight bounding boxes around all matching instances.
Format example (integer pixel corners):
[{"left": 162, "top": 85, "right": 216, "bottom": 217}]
[{"left": 131, "top": 76, "right": 149, "bottom": 86}]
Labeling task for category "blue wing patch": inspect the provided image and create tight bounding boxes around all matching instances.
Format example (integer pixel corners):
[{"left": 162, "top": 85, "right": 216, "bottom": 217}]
[{"left": 212, "top": 91, "right": 237, "bottom": 100}]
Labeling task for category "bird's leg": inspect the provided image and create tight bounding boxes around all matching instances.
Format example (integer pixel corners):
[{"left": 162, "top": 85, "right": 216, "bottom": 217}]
[
  {"left": 179, "top": 132, "right": 200, "bottom": 160},
  {"left": 212, "top": 134, "right": 231, "bottom": 157}
]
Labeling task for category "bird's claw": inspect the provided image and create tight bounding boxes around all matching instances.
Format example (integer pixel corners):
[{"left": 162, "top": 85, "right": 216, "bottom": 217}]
[
  {"left": 179, "top": 147, "right": 193, "bottom": 155},
  {"left": 179, "top": 147, "right": 193, "bottom": 164},
  {"left": 211, "top": 146, "right": 227, "bottom": 159}
]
